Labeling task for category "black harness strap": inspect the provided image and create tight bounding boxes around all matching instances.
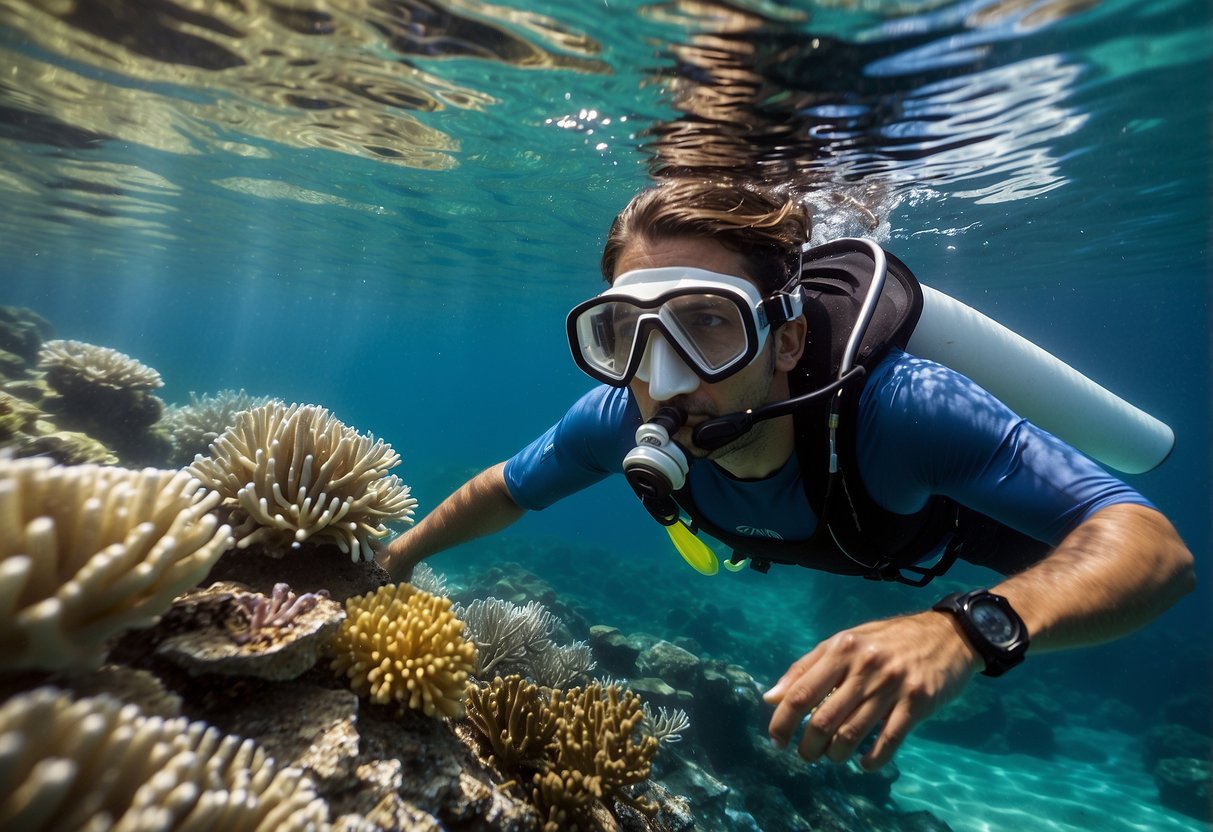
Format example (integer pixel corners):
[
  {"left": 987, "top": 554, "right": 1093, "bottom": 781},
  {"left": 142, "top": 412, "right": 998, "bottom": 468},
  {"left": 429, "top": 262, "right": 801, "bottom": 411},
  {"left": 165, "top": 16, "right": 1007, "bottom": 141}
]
[{"left": 670, "top": 241, "right": 1050, "bottom": 585}]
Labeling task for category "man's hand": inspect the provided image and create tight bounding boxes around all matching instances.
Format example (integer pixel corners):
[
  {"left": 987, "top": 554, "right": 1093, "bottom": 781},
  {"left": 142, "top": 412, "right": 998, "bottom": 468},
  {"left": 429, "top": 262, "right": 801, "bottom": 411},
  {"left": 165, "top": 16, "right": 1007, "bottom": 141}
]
[
  {"left": 375, "top": 538, "right": 415, "bottom": 583},
  {"left": 763, "top": 611, "right": 983, "bottom": 770}
]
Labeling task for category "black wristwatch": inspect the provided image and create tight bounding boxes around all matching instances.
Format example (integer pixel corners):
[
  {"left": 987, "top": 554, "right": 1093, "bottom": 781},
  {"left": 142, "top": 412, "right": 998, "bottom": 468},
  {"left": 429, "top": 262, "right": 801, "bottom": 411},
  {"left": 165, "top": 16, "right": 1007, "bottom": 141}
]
[{"left": 932, "top": 590, "right": 1029, "bottom": 677}]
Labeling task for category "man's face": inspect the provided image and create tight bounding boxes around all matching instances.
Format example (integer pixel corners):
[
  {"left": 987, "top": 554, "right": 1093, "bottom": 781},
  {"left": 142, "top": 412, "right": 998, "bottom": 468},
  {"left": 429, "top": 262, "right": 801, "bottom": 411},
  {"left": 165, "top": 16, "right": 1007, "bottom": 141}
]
[{"left": 615, "top": 235, "right": 781, "bottom": 459}]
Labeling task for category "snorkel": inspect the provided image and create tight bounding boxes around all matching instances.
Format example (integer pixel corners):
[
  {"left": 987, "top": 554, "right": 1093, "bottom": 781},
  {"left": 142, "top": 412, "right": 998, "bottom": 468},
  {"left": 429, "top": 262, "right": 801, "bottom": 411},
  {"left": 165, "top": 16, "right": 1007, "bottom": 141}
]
[{"left": 622, "top": 404, "right": 723, "bottom": 575}]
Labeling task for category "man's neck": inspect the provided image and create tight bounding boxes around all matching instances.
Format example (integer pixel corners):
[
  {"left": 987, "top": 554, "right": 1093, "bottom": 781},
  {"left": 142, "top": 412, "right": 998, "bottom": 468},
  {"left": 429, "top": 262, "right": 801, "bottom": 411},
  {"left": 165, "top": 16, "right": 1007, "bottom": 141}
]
[{"left": 712, "top": 412, "right": 796, "bottom": 480}]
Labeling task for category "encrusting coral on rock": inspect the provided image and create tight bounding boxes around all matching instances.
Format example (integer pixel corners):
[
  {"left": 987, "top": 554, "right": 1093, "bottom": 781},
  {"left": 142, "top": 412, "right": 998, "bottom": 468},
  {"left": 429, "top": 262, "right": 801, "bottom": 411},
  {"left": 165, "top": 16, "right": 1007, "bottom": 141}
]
[
  {"left": 154, "top": 581, "right": 345, "bottom": 681},
  {"left": 0, "top": 687, "right": 332, "bottom": 831},
  {"left": 330, "top": 582, "right": 477, "bottom": 718},
  {"left": 0, "top": 457, "right": 233, "bottom": 671},
  {"left": 189, "top": 402, "right": 418, "bottom": 561}
]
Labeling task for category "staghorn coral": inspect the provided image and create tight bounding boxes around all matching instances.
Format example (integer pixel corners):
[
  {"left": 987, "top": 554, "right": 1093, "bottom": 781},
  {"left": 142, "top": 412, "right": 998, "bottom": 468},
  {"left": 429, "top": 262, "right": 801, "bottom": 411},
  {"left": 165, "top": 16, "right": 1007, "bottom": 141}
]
[
  {"left": 330, "top": 583, "right": 476, "bottom": 718},
  {"left": 550, "top": 683, "right": 659, "bottom": 816},
  {"left": 0, "top": 457, "right": 233, "bottom": 671},
  {"left": 457, "top": 597, "right": 596, "bottom": 688},
  {"left": 189, "top": 402, "right": 417, "bottom": 561},
  {"left": 531, "top": 768, "right": 603, "bottom": 832},
  {"left": 37, "top": 338, "right": 163, "bottom": 392},
  {"left": 162, "top": 388, "right": 280, "bottom": 466},
  {"left": 0, "top": 687, "right": 331, "bottom": 831},
  {"left": 464, "top": 676, "right": 661, "bottom": 828},
  {"left": 465, "top": 674, "right": 560, "bottom": 771}
]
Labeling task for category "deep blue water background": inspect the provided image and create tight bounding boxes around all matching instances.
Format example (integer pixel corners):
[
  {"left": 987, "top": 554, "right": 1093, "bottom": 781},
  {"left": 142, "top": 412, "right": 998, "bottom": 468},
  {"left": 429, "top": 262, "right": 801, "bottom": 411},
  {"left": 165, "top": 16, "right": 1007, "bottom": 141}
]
[{"left": 1, "top": 0, "right": 1210, "bottom": 826}]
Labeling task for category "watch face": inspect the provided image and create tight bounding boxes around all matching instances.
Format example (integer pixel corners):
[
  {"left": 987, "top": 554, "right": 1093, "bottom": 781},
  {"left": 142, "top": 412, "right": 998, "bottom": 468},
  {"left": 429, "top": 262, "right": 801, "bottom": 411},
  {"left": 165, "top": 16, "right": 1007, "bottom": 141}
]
[{"left": 970, "top": 600, "right": 1016, "bottom": 644}]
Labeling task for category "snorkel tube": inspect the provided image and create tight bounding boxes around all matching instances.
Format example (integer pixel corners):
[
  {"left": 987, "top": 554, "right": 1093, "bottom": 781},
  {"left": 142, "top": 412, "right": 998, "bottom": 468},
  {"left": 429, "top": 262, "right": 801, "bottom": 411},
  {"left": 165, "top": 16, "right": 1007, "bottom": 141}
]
[{"left": 622, "top": 406, "right": 721, "bottom": 575}]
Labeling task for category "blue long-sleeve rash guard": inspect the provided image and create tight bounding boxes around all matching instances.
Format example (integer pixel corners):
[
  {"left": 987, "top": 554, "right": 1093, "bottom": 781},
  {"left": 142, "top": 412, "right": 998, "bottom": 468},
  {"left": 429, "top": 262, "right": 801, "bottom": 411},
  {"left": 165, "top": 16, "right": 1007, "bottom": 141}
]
[{"left": 503, "top": 349, "right": 1152, "bottom": 553}]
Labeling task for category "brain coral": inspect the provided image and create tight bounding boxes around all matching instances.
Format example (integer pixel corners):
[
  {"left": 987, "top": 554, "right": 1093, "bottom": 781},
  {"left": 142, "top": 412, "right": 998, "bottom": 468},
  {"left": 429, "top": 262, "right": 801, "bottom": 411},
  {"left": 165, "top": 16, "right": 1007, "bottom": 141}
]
[
  {"left": 330, "top": 583, "right": 476, "bottom": 718},
  {"left": 0, "top": 687, "right": 330, "bottom": 831},
  {"left": 0, "top": 457, "right": 233, "bottom": 671},
  {"left": 37, "top": 338, "right": 163, "bottom": 392},
  {"left": 188, "top": 402, "right": 417, "bottom": 561}
]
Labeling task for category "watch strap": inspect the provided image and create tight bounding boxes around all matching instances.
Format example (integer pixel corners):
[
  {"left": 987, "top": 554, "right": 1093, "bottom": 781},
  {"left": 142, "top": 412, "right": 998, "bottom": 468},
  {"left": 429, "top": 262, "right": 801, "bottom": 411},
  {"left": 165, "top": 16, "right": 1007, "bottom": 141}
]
[{"left": 933, "top": 590, "right": 1028, "bottom": 677}]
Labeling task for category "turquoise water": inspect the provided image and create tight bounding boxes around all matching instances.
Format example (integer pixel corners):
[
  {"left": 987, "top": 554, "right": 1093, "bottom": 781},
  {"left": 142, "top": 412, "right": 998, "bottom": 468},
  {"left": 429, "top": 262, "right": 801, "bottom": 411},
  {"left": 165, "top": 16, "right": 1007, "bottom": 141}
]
[{"left": 1, "top": 0, "right": 1210, "bottom": 829}]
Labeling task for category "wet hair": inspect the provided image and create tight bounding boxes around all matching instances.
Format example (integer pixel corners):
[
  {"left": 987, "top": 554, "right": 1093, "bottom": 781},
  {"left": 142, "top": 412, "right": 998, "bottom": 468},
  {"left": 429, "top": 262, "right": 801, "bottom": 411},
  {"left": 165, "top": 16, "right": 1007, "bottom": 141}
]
[{"left": 600, "top": 178, "right": 812, "bottom": 294}]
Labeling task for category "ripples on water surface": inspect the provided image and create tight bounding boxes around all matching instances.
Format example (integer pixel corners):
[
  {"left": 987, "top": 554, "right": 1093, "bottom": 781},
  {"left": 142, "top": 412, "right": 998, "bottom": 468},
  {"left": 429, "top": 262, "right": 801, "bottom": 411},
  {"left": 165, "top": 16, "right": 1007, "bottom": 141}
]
[{"left": 2, "top": 0, "right": 1208, "bottom": 288}]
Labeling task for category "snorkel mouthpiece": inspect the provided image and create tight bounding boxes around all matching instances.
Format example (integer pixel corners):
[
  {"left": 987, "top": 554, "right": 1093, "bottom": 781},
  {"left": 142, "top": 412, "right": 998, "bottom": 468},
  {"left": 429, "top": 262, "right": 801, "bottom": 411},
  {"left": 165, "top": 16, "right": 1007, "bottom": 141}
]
[
  {"left": 623, "top": 406, "right": 689, "bottom": 515},
  {"left": 624, "top": 406, "right": 720, "bottom": 576}
]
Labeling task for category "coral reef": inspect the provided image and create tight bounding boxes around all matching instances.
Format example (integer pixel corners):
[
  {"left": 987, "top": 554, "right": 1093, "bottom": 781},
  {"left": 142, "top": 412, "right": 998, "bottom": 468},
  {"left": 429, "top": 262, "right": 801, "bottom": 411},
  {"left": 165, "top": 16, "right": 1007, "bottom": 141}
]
[
  {"left": 457, "top": 596, "right": 596, "bottom": 688},
  {"left": 330, "top": 583, "right": 476, "bottom": 718},
  {"left": 35, "top": 339, "right": 170, "bottom": 465},
  {"left": 0, "top": 305, "right": 52, "bottom": 366},
  {"left": 0, "top": 457, "right": 233, "bottom": 671},
  {"left": 162, "top": 388, "right": 280, "bottom": 466},
  {"left": 0, "top": 687, "right": 331, "bottom": 831},
  {"left": 189, "top": 402, "right": 417, "bottom": 560}
]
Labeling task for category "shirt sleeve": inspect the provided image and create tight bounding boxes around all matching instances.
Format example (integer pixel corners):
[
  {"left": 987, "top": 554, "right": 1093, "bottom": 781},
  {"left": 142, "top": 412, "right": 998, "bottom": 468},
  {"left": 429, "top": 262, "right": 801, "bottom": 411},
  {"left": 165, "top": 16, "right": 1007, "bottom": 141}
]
[
  {"left": 502, "top": 385, "right": 640, "bottom": 510},
  {"left": 856, "top": 350, "right": 1155, "bottom": 547}
]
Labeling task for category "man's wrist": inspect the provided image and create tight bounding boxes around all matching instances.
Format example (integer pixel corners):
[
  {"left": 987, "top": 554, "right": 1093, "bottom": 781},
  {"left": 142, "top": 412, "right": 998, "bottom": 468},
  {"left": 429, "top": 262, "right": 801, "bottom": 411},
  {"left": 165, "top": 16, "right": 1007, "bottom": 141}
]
[{"left": 930, "top": 609, "right": 986, "bottom": 674}]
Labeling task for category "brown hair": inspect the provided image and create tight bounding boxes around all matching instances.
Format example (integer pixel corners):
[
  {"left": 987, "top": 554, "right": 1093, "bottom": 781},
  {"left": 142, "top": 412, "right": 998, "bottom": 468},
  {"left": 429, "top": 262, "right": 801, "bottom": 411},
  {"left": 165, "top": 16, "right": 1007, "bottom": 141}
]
[{"left": 600, "top": 178, "right": 811, "bottom": 294}]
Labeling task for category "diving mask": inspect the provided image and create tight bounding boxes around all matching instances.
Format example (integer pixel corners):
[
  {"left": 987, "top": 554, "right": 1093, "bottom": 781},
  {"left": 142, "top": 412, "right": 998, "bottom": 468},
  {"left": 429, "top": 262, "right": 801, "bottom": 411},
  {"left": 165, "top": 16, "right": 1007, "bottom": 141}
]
[{"left": 567, "top": 267, "right": 805, "bottom": 387}]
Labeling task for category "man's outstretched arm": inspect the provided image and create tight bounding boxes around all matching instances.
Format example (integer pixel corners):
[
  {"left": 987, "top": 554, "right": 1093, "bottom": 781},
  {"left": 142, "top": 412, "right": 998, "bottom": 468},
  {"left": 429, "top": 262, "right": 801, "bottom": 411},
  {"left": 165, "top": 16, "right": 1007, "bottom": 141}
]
[
  {"left": 378, "top": 461, "right": 526, "bottom": 582},
  {"left": 764, "top": 503, "right": 1195, "bottom": 770}
]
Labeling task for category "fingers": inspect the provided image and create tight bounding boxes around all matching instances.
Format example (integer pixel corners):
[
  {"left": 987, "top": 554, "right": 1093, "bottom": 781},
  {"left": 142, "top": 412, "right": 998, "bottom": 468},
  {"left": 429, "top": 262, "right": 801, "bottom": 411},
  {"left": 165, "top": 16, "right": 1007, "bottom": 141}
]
[
  {"left": 766, "top": 659, "right": 843, "bottom": 751},
  {"left": 763, "top": 643, "right": 826, "bottom": 704},
  {"left": 860, "top": 704, "right": 915, "bottom": 771}
]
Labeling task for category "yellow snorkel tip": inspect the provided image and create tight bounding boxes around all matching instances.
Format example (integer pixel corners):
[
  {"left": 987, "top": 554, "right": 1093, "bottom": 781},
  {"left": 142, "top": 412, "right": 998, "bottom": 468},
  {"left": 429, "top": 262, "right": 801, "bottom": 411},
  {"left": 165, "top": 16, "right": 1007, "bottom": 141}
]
[{"left": 666, "top": 521, "right": 719, "bottom": 575}]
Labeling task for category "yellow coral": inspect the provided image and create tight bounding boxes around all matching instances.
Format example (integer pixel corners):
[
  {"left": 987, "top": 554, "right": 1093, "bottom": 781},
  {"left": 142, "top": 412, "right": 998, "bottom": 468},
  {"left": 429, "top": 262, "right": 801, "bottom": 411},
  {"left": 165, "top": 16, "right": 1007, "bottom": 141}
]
[{"left": 330, "top": 583, "right": 476, "bottom": 718}]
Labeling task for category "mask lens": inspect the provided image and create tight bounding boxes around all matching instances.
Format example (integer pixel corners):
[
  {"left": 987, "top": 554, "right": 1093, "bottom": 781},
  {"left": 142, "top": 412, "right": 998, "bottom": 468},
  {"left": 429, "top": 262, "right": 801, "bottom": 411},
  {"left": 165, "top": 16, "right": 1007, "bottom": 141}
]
[
  {"left": 574, "top": 301, "right": 641, "bottom": 382},
  {"left": 569, "top": 281, "right": 761, "bottom": 385},
  {"left": 663, "top": 293, "right": 750, "bottom": 371}
]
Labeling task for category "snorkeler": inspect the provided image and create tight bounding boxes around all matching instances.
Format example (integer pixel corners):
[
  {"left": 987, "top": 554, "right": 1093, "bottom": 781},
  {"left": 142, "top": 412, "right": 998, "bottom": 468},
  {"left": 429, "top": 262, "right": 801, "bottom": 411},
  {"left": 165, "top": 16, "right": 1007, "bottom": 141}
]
[{"left": 379, "top": 177, "right": 1193, "bottom": 771}]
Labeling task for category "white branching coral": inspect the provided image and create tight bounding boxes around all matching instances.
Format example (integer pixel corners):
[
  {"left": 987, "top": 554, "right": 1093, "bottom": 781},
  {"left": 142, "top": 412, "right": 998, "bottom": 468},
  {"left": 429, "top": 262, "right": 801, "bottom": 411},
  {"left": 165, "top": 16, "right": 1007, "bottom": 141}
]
[
  {"left": 0, "top": 687, "right": 331, "bottom": 831},
  {"left": 641, "top": 703, "right": 691, "bottom": 745},
  {"left": 0, "top": 457, "right": 233, "bottom": 671},
  {"left": 188, "top": 403, "right": 417, "bottom": 561},
  {"left": 37, "top": 338, "right": 163, "bottom": 391},
  {"left": 162, "top": 389, "right": 280, "bottom": 466},
  {"left": 456, "top": 597, "right": 596, "bottom": 688}
]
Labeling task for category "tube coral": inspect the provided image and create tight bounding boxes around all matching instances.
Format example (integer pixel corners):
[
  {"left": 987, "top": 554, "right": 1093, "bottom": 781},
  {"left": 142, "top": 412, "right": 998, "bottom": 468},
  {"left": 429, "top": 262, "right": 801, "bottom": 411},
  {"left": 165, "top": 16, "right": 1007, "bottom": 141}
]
[
  {"left": 0, "top": 457, "right": 233, "bottom": 671},
  {"left": 188, "top": 402, "right": 417, "bottom": 561},
  {"left": 0, "top": 687, "right": 330, "bottom": 831}
]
